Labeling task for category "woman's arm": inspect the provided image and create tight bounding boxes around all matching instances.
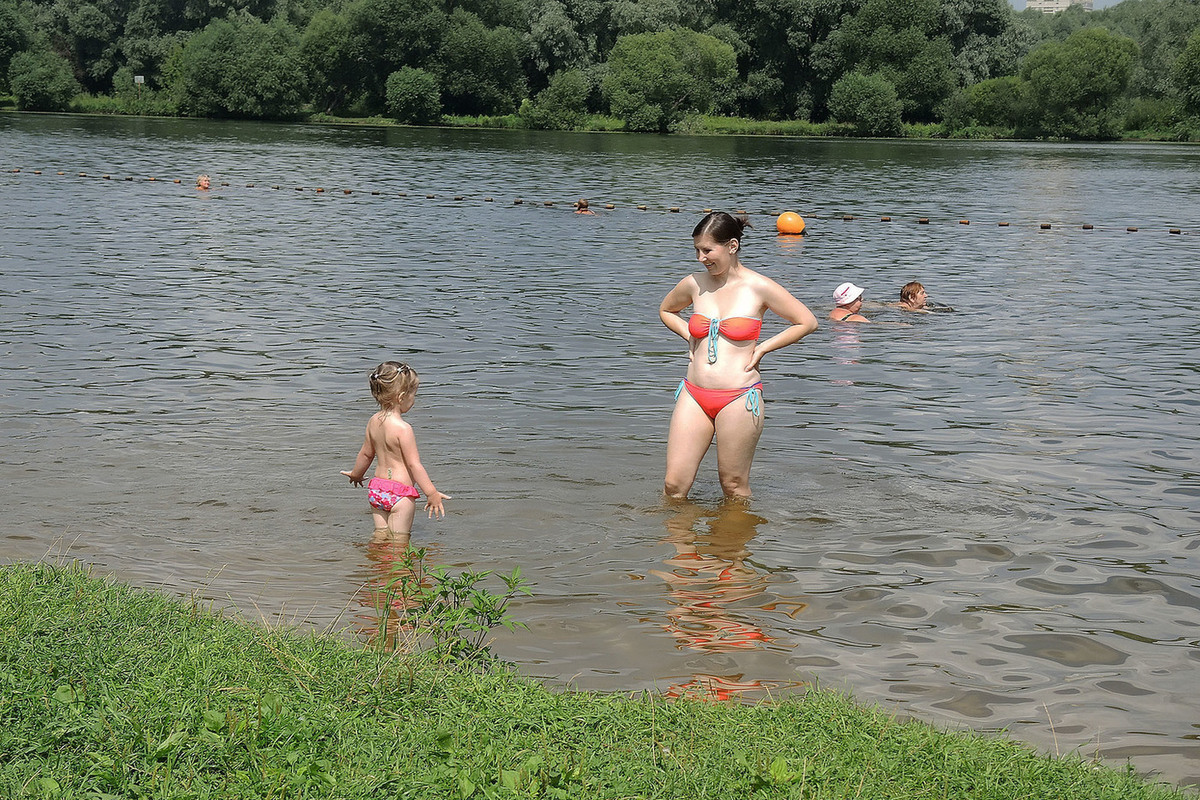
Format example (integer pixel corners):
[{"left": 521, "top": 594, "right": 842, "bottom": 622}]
[
  {"left": 747, "top": 277, "right": 819, "bottom": 371},
  {"left": 659, "top": 276, "right": 696, "bottom": 341}
]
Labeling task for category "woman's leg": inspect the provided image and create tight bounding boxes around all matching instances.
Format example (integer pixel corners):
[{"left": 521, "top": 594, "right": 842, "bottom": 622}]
[
  {"left": 713, "top": 397, "right": 764, "bottom": 498},
  {"left": 665, "top": 392, "right": 716, "bottom": 498}
]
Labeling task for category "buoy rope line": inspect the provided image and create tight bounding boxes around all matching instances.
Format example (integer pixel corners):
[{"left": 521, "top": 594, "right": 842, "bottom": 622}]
[{"left": 5, "top": 167, "right": 1194, "bottom": 237}]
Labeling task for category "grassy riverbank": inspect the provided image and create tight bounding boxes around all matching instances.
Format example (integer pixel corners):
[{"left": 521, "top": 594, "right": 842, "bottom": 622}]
[{"left": 0, "top": 562, "right": 1190, "bottom": 799}]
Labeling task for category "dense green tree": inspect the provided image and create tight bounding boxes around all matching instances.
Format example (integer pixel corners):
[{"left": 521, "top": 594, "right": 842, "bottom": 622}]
[
  {"left": 385, "top": 66, "right": 440, "bottom": 123},
  {"left": 300, "top": 8, "right": 359, "bottom": 113},
  {"left": 167, "top": 13, "right": 306, "bottom": 118},
  {"left": 519, "top": 67, "right": 589, "bottom": 128},
  {"left": 1173, "top": 27, "right": 1200, "bottom": 115},
  {"left": 602, "top": 28, "right": 736, "bottom": 132},
  {"left": 1019, "top": 27, "right": 1138, "bottom": 140},
  {"left": 941, "top": 73, "right": 1024, "bottom": 132},
  {"left": 828, "top": 69, "right": 902, "bottom": 135},
  {"left": 434, "top": 8, "right": 526, "bottom": 114},
  {"left": 9, "top": 48, "right": 80, "bottom": 110},
  {"left": 522, "top": 0, "right": 588, "bottom": 91},
  {"left": 0, "top": 0, "right": 31, "bottom": 92},
  {"left": 1091, "top": 0, "right": 1200, "bottom": 98}
]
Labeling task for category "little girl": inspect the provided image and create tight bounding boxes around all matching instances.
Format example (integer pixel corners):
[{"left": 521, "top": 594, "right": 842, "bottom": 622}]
[{"left": 341, "top": 361, "right": 450, "bottom": 539}]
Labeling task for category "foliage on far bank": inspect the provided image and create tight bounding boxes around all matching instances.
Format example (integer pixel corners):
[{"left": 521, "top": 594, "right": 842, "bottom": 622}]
[
  {"left": 0, "top": 561, "right": 1192, "bottom": 799},
  {"left": 4, "top": 0, "right": 1200, "bottom": 140}
]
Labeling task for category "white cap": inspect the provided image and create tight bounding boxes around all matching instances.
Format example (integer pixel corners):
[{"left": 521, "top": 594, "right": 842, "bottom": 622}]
[{"left": 833, "top": 282, "right": 865, "bottom": 305}]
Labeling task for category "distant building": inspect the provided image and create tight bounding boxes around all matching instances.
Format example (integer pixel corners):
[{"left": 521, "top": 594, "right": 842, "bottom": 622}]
[{"left": 1026, "top": 0, "right": 1093, "bottom": 11}]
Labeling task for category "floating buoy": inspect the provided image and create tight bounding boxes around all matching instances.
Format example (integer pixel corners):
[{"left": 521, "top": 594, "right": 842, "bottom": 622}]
[
  {"left": 605, "top": 204, "right": 614, "bottom": 210},
  {"left": 1127, "top": 226, "right": 1138, "bottom": 232},
  {"left": 315, "top": 188, "right": 324, "bottom": 193},
  {"left": 454, "top": 195, "right": 463, "bottom": 201},
  {"left": 485, "top": 197, "right": 493, "bottom": 202},
  {"left": 703, "top": 208, "right": 712, "bottom": 213},
  {"left": 543, "top": 201, "right": 553, "bottom": 207},
  {"left": 371, "top": 191, "right": 380, "bottom": 195},
  {"left": 775, "top": 212, "right": 806, "bottom": 235},
  {"left": 174, "top": 179, "right": 182, "bottom": 184},
  {"left": 1082, "top": 224, "right": 1093, "bottom": 230},
  {"left": 959, "top": 219, "right": 969, "bottom": 225},
  {"left": 343, "top": 189, "right": 351, "bottom": 195},
  {"left": 842, "top": 214, "right": 854, "bottom": 221},
  {"left": 1040, "top": 223, "right": 1051, "bottom": 229},
  {"left": 670, "top": 207, "right": 680, "bottom": 213},
  {"left": 637, "top": 205, "right": 647, "bottom": 210},
  {"left": 426, "top": 194, "right": 435, "bottom": 199},
  {"left": 246, "top": 183, "right": 254, "bottom": 188},
  {"left": 514, "top": 198, "right": 523, "bottom": 204},
  {"left": 1170, "top": 228, "right": 1181, "bottom": 234},
  {"left": 998, "top": 221, "right": 1009, "bottom": 227},
  {"left": 918, "top": 218, "right": 929, "bottom": 225},
  {"left": 880, "top": 216, "right": 891, "bottom": 222}
]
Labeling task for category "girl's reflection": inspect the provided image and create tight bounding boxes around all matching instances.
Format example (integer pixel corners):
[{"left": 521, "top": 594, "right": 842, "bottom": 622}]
[
  {"left": 350, "top": 533, "right": 434, "bottom": 651},
  {"left": 652, "top": 500, "right": 780, "bottom": 653}
]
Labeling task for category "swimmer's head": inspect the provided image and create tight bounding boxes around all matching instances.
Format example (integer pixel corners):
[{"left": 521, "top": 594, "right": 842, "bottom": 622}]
[
  {"left": 577, "top": 198, "right": 588, "bottom": 209},
  {"left": 369, "top": 361, "right": 419, "bottom": 410},
  {"left": 692, "top": 211, "right": 751, "bottom": 253},
  {"left": 196, "top": 174, "right": 210, "bottom": 190},
  {"left": 833, "top": 282, "right": 865, "bottom": 306},
  {"left": 901, "top": 281, "right": 926, "bottom": 306}
]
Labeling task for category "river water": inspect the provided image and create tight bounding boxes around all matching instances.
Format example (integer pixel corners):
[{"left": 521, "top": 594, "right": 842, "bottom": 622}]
[{"left": 2, "top": 113, "right": 1198, "bottom": 787}]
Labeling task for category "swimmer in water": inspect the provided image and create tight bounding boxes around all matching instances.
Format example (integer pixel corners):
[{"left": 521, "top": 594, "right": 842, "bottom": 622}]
[{"left": 830, "top": 282, "right": 869, "bottom": 322}]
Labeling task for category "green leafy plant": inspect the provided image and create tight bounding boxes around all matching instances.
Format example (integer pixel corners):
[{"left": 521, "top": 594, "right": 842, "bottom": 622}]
[{"left": 377, "top": 547, "right": 532, "bottom": 665}]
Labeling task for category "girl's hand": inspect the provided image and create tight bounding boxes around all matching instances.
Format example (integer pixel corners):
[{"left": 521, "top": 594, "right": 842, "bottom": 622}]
[
  {"left": 425, "top": 491, "right": 452, "bottom": 519},
  {"left": 341, "top": 470, "right": 364, "bottom": 488}
]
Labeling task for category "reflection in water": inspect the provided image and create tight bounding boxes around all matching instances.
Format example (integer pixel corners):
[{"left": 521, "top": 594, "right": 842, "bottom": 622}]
[
  {"left": 653, "top": 501, "right": 809, "bottom": 701},
  {"left": 654, "top": 501, "right": 777, "bottom": 652},
  {"left": 350, "top": 532, "right": 422, "bottom": 652},
  {"left": 830, "top": 326, "right": 862, "bottom": 385}
]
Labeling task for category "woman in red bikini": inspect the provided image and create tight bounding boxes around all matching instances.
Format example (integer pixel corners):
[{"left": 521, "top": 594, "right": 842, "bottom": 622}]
[{"left": 659, "top": 212, "right": 819, "bottom": 499}]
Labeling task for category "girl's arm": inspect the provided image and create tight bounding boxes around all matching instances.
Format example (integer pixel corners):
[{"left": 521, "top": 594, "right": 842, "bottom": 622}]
[
  {"left": 395, "top": 425, "right": 451, "bottom": 519},
  {"left": 658, "top": 277, "right": 696, "bottom": 341},
  {"left": 340, "top": 430, "right": 375, "bottom": 486},
  {"left": 747, "top": 277, "right": 819, "bottom": 372}
]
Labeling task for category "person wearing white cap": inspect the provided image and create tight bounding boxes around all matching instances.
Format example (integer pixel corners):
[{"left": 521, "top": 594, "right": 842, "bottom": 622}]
[{"left": 830, "top": 282, "right": 869, "bottom": 322}]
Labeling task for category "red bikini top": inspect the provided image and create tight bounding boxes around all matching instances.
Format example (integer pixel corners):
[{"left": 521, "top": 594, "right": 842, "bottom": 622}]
[
  {"left": 688, "top": 314, "right": 763, "bottom": 341},
  {"left": 688, "top": 314, "right": 763, "bottom": 364}
]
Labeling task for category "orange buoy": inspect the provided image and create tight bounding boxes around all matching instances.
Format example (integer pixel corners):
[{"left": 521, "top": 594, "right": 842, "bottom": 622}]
[
  {"left": 670, "top": 207, "right": 680, "bottom": 213},
  {"left": 1082, "top": 224, "right": 1093, "bottom": 230},
  {"left": 605, "top": 204, "right": 614, "bottom": 210},
  {"left": 998, "top": 221, "right": 1009, "bottom": 227},
  {"left": 918, "top": 218, "right": 929, "bottom": 225},
  {"left": 1127, "top": 226, "right": 1138, "bottom": 232},
  {"left": 959, "top": 219, "right": 969, "bottom": 225},
  {"left": 1040, "top": 223, "right": 1051, "bottom": 229},
  {"left": 880, "top": 216, "right": 891, "bottom": 222},
  {"left": 775, "top": 212, "right": 806, "bottom": 235}
]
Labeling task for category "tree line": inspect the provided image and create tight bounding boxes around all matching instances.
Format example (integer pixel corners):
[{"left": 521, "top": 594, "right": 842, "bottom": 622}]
[{"left": 3, "top": 0, "right": 1200, "bottom": 139}]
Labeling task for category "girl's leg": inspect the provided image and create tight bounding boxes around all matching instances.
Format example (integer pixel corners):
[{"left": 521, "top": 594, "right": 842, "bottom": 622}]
[
  {"left": 713, "top": 398, "right": 764, "bottom": 498},
  {"left": 665, "top": 392, "right": 716, "bottom": 498},
  {"left": 385, "top": 497, "right": 417, "bottom": 536}
]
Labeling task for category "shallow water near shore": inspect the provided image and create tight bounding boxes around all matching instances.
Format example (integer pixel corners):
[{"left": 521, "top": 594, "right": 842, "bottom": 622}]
[{"left": 2, "top": 114, "right": 1199, "bottom": 787}]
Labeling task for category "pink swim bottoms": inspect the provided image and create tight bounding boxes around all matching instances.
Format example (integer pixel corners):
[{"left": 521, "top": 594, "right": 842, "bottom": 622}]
[{"left": 367, "top": 477, "right": 419, "bottom": 511}]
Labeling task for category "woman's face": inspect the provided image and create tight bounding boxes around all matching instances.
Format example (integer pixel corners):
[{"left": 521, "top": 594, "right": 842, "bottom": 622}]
[{"left": 693, "top": 235, "right": 737, "bottom": 275}]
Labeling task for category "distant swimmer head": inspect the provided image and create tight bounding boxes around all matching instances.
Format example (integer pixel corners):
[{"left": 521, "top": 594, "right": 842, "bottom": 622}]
[
  {"left": 369, "top": 361, "right": 419, "bottom": 410},
  {"left": 833, "top": 282, "right": 865, "bottom": 306},
  {"left": 196, "top": 174, "right": 211, "bottom": 190}
]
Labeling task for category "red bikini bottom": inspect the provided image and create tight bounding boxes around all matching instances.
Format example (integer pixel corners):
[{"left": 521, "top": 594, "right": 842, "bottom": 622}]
[{"left": 677, "top": 379, "right": 763, "bottom": 420}]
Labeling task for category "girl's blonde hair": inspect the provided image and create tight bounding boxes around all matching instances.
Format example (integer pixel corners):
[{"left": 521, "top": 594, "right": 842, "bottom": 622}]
[{"left": 369, "top": 361, "right": 419, "bottom": 409}]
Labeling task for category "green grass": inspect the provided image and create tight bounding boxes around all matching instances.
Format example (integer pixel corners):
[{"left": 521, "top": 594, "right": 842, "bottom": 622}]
[{"left": 0, "top": 562, "right": 1191, "bottom": 799}]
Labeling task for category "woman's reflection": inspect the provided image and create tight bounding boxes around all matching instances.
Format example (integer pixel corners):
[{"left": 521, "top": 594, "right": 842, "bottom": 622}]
[{"left": 653, "top": 500, "right": 779, "bottom": 653}]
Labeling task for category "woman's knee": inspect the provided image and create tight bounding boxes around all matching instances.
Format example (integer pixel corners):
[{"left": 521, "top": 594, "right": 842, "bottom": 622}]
[{"left": 718, "top": 471, "right": 751, "bottom": 497}]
